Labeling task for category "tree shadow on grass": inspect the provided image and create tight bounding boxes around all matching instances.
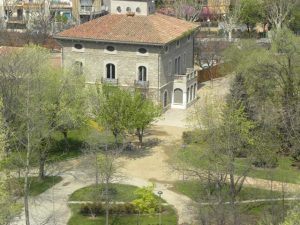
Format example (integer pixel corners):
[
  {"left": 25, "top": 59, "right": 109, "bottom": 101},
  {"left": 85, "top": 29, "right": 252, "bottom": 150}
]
[{"left": 120, "top": 138, "right": 162, "bottom": 159}]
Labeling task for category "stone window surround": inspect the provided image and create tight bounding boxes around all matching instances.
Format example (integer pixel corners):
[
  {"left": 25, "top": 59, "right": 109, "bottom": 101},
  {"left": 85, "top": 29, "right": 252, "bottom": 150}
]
[
  {"left": 163, "top": 89, "right": 168, "bottom": 107},
  {"left": 103, "top": 61, "right": 118, "bottom": 79},
  {"left": 136, "top": 63, "right": 149, "bottom": 81},
  {"left": 72, "top": 43, "right": 85, "bottom": 52},
  {"left": 104, "top": 45, "right": 117, "bottom": 54},
  {"left": 136, "top": 47, "right": 149, "bottom": 56}
]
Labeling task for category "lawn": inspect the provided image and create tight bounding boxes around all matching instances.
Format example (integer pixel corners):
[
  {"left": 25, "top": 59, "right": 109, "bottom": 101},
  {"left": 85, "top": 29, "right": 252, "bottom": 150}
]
[
  {"left": 199, "top": 201, "right": 292, "bottom": 225},
  {"left": 171, "top": 180, "right": 293, "bottom": 202},
  {"left": 15, "top": 176, "right": 62, "bottom": 197},
  {"left": 180, "top": 144, "right": 300, "bottom": 184},
  {"left": 69, "top": 183, "right": 140, "bottom": 202},
  {"left": 68, "top": 204, "right": 178, "bottom": 225}
]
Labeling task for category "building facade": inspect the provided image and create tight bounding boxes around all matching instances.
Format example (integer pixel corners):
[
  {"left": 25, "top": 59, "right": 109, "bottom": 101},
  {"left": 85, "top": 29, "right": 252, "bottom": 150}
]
[{"left": 56, "top": 0, "right": 199, "bottom": 109}]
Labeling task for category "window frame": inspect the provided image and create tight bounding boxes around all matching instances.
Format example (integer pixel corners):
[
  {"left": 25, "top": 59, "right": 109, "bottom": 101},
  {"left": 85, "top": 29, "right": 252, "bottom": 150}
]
[
  {"left": 106, "top": 63, "right": 116, "bottom": 79},
  {"left": 138, "top": 66, "right": 147, "bottom": 82},
  {"left": 72, "top": 43, "right": 85, "bottom": 52}
]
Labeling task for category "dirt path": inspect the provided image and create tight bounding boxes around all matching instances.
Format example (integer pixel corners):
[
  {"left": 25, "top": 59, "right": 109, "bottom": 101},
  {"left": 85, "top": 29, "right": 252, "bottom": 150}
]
[{"left": 12, "top": 77, "right": 300, "bottom": 225}]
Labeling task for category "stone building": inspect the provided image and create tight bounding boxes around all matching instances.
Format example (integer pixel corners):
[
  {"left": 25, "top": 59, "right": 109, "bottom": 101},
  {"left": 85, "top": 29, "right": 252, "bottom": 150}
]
[{"left": 55, "top": 0, "right": 199, "bottom": 109}]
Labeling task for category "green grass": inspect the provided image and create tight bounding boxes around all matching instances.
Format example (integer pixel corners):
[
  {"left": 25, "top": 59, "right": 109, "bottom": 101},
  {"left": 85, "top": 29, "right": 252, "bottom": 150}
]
[
  {"left": 68, "top": 204, "right": 178, "bottom": 225},
  {"left": 237, "top": 157, "right": 300, "bottom": 184},
  {"left": 199, "top": 201, "right": 292, "bottom": 225},
  {"left": 69, "top": 183, "right": 140, "bottom": 202},
  {"left": 182, "top": 144, "right": 300, "bottom": 184},
  {"left": 172, "top": 180, "right": 293, "bottom": 202},
  {"left": 14, "top": 176, "right": 62, "bottom": 197}
]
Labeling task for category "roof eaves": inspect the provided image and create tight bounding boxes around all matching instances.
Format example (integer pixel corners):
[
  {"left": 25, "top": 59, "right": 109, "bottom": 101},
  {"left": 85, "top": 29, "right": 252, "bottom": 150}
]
[
  {"left": 53, "top": 35, "right": 166, "bottom": 46},
  {"left": 164, "top": 26, "right": 200, "bottom": 45}
]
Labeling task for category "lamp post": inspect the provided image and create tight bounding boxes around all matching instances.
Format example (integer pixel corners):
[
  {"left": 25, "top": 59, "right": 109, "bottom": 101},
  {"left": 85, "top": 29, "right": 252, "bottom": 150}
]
[
  {"left": 207, "top": 18, "right": 211, "bottom": 35},
  {"left": 158, "top": 191, "right": 163, "bottom": 225}
]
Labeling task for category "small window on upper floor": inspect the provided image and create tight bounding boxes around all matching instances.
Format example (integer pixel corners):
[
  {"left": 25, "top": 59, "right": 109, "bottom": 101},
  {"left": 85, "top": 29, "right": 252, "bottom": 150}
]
[
  {"left": 126, "top": 7, "right": 131, "bottom": 12},
  {"left": 176, "top": 40, "right": 180, "bottom": 47},
  {"left": 72, "top": 43, "right": 84, "bottom": 52},
  {"left": 106, "top": 46, "right": 115, "bottom": 52},
  {"left": 117, "top": 6, "right": 121, "bottom": 12},
  {"left": 136, "top": 7, "right": 141, "bottom": 13},
  {"left": 74, "top": 43, "right": 83, "bottom": 49},
  {"left": 164, "top": 45, "right": 169, "bottom": 53},
  {"left": 187, "top": 34, "right": 191, "bottom": 41},
  {"left": 138, "top": 48, "right": 147, "bottom": 54}
]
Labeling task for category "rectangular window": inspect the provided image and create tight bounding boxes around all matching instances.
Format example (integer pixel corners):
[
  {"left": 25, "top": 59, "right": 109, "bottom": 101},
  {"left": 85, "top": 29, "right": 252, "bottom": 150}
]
[
  {"left": 174, "top": 58, "right": 178, "bottom": 74},
  {"left": 177, "top": 56, "right": 181, "bottom": 74},
  {"left": 74, "top": 61, "right": 83, "bottom": 75},
  {"left": 168, "top": 61, "right": 172, "bottom": 76}
]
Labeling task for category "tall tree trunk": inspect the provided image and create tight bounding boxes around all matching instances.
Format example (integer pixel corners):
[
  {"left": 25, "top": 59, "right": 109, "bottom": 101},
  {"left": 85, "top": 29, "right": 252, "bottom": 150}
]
[
  {"left": 105, "top": 178, "right": 109, "bottom": 225},
  {"left": 137, "top": 128, "right": 144, "bottom": 148},
  {"left": 39, "top": 152, "right": 46, "bottom": 180},
  {"left": 24, "top": 86, "right": 31, "bottom": 225},
  {"left": 62, "top": 129, "right": 69, "bottom": 152}
]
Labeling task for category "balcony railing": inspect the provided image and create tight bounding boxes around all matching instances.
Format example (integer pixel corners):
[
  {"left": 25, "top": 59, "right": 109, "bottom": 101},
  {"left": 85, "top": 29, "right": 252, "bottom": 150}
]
[
  {"left": 101, "top": 77, "right": 118, "bottom": 85},
  {"left": 174, "top": 68, "right": 197, "bottom": 84},
  {"left": 134, "top": 80, "right": 149, "bottom": 88},
  {"left": 7, "top": 16, "right": 26, "bottom": 24}
]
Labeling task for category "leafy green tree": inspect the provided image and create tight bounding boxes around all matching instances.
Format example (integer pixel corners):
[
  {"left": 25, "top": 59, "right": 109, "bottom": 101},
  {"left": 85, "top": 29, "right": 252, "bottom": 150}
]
[
  {"left": 0, "top": 100, "right": 22, "bottom": 225},
  {"left": 130, "top": 92, "right": 161, "bottom": 147},
  {"left": 240, "top": 0, "right": 264, "bottom": 35},
  {"left": 224, "top": 29, "right": 300, "bottom": 158},
  {"left": 289, "top": 2, "right": 300, "bottom": 34},
  {"left": 132, "top": 184, "right": 158, "bottom": 214},
  {"left": 279, "top": 204, "right": 300, "bottom": 225},
  {"left": 97, "top": 85, "right": 132, "bottom": 144}
]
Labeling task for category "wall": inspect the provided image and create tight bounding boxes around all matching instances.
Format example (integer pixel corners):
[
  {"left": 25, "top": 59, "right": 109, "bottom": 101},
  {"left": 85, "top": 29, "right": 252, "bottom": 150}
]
[
  {"left": 159, "top": 33, "right": 195, "bottom": 107},
  {"left": 110, "top": 0, "right": 155, "bottom": 15},
  {"left": 61, "top": 40, "right": 161, "bottom": 101}
]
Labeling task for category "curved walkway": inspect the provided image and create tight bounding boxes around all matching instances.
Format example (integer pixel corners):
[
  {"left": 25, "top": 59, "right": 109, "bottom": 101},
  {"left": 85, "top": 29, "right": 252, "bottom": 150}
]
[{"left": 12, "top": 170, "right": 198, "bottom": 225}]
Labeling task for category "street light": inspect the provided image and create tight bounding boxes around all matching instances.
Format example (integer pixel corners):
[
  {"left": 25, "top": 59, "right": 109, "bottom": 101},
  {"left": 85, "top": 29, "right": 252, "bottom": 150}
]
[
  {"left": 158, "top": 191, "right": 163, "bottom": 225},
  {"left": 207, "top": 18, "right": 211, "bottom": 35}
]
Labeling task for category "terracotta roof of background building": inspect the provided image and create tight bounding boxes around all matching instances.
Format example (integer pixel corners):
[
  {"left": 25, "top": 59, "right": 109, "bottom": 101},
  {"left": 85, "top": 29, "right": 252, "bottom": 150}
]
[{"left": 55, "top": 13, "right": 199, "bottom": 45}]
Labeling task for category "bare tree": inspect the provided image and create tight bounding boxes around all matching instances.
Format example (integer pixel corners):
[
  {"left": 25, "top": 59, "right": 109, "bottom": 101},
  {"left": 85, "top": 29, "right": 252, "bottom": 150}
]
[{"left": 264, "top": 0, "right": 297, "bottom": 31}]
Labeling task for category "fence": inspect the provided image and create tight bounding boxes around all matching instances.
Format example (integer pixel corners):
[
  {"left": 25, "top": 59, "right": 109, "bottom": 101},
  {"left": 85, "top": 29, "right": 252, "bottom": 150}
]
[{"left": 197, "top": 64, "right": 229, "bottom": 83}]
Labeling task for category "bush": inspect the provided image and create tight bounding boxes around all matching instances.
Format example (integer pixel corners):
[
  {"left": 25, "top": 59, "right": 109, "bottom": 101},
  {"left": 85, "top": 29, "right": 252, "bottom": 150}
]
[
  {"left": 80, "top": 203, "right": 138, "bottom": 216},
  {"left": 182, "top": 131, "right": 200, "bottom": 144},
  {"left": 252, "top": 156, "right": 278, "bottom": 168}
]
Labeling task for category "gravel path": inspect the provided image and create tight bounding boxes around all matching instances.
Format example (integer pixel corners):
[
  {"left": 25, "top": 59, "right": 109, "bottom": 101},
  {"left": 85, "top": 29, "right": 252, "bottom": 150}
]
[
  {"left": 14, "top": 76, "right": 300, "bottom": 225},
  {"left": 12, "top": 171, "right": 198, "bottom": 225}
]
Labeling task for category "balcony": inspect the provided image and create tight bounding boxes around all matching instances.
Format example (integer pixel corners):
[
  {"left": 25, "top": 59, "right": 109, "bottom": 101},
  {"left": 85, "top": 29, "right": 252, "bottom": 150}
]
[
  {"left": 134, "top": 80, "right": 149, "bottom": 89},
  {"left": 101, "top": 77, "right": 118, "bottom": 85},
  {"left": 6, "top": 16, "right": 26, "bottom": 24}
]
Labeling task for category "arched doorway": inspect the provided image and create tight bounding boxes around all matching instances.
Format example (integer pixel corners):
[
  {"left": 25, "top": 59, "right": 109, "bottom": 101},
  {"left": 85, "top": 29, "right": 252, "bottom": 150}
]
[{"left": 174, "top": 88, "right": 183, "bottom": 104}]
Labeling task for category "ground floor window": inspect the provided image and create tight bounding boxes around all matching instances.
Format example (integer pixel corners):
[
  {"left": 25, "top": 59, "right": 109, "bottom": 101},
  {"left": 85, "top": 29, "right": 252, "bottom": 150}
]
[
  {"left": 163, "top": 91, "right": 168, "bottom": 107},
  {"left": 106, "top": 63, "right": 115, "bottom": 79}
]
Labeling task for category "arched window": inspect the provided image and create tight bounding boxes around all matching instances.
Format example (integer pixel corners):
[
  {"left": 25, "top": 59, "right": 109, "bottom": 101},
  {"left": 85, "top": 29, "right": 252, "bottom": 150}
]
[
  {"left": 136, "top": 7, "right": 141, "bottom": 13},
  {"left": 74, "top": 61, "right": 83, "bottom": 75},
  {"left": 163, "top": 91, "right": 168, "bottom": 107},
  {"left": 138, "top": 66, "right": 147, "bottom": 81},
  {"left": 190, "top": 86, "right": 193, "bottom": 101},
  {"left": 126, "top": 7, "right": 131, "bottom": 12},
  {"left": 187, "top": 88, "right": 189, "bottom": 103},
  {"left": 106, "top": 63, "right": 115, "bottom": 79},
  {"left": 194, "top": 83, "right": 197, "bottom": 99}
]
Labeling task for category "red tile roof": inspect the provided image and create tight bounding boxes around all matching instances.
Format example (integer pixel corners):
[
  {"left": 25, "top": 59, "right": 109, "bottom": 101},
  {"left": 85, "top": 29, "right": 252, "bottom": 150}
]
[{"left": 55, "top": 13, "right": 199, "bottom": 45}]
